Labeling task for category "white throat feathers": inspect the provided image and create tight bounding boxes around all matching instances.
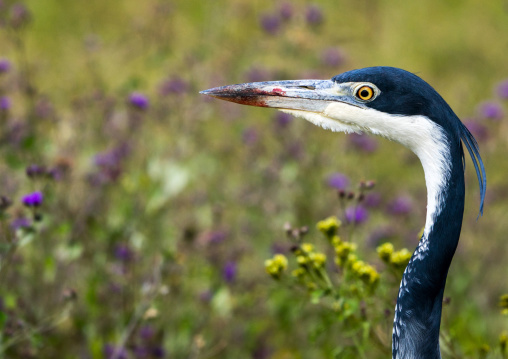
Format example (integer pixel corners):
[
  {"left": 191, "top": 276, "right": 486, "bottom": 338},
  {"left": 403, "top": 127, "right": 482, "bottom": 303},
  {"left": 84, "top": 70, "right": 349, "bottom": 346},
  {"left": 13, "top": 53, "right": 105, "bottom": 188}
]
[{"left": 281, "top": 103, "right": 452, "bottom": 239}]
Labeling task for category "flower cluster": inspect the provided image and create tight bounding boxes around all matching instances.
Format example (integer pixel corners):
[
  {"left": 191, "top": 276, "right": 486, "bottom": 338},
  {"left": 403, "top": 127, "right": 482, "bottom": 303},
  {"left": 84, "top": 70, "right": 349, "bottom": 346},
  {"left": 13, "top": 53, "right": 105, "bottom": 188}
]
[
  {"left": 500, "top": 331, "right": 508, "bottom": 354},
  {"left": 317, "top": 216, "right": 379, "bottom": 287},
  {"left": 333, "top": 239, "right": 356, "bottom": 266},
  {"left": 128, "top": 92, "right": 149, "bottom": 110},
  {"left": 317, "top": 217, "right": 379, "bottom": 289},
  {"left": 317, "top": 217, "right": 379, "bottom": 286},
  {"left": 316, "top": 216, "right": 341, "bottom": 238},
  {"left": 293, "top": 243, "right": 327, "bottom": 270},
  {"left": 500, "top": 294, "right": 508, "bottom": 315},
  {"left": 264, "top": 254, "right": 288, "bottom": 279},
  {"left": 377, "top": 242, "right": 412, "bottom": 270},
  {"left": 334, "top": 240, "right": 379, "bottom": 287},
  {"left": 351, "top": 260, "right": 380, "bottom": 286},
  {"left": 22, "top": 191, "right": 43, "bottom": 207},
  {"left": 286, "top": 242, "right": 329, "bottom": 292},
  {"left": 258, "top": 4, "right": 325, "bottom": 36}
]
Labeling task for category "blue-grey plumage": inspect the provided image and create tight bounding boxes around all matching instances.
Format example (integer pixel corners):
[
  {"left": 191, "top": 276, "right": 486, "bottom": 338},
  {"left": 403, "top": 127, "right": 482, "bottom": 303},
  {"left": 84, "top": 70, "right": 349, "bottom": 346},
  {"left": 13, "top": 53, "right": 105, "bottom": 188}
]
[{"left": 201, "top": 66, "right": 486, "bottom": 359}]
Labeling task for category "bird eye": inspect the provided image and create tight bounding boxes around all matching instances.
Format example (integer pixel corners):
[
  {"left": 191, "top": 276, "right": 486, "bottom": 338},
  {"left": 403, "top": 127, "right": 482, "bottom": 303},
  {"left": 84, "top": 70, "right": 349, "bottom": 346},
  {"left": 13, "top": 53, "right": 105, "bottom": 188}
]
[{"left": 355, "top": 85, "right": 375, "bottom": 101}]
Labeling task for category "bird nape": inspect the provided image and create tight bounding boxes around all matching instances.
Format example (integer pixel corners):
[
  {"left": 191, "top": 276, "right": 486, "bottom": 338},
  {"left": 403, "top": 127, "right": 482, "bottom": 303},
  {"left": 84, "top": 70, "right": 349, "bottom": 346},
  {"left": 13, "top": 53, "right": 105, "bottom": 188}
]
[{"left": 200, "top": 66, "right": 486, "bottom": 359}]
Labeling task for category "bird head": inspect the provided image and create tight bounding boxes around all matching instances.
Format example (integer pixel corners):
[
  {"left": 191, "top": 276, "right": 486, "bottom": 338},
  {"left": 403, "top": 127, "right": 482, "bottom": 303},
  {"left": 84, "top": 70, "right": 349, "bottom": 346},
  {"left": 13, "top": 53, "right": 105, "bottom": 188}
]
[{"left": 201, "top": 66, "right": 486, "bottom": 214}]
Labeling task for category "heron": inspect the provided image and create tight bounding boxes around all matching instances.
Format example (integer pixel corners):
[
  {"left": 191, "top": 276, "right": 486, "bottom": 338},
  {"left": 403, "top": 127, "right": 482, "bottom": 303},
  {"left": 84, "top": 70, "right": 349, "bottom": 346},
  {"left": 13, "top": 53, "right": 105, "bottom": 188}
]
[{"left": 200, "top": 66, "right": 486, "bottom": 359}]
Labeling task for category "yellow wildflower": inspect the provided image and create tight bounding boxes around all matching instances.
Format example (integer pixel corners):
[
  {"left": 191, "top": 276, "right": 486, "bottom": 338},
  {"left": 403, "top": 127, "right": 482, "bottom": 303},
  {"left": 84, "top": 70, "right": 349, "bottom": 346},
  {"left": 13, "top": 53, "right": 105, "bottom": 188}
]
[
  {"left": 500, "top": 294, "right": 508, "bottom": 310},
  {"left": 264, "top": 254, "right": 288, "bottom": 278},
  {"left": 340, "top": 253, "right": 358, "bottom": 268},
  {"left": 274, "top": 254, "right": 288, "bottom": 267},
  {"left": 301, "top": 243, "right": 314, "bottom": 254},
  {"left": 335, "top": 241, "right": 356, "bottom": 260},
  {"left": 352, "top": 260, "right": 379, "bottom": 285},
  {"left": 377, "top": 242, "right": 394, "bottom": 262},
  {"left": 310, "top": 252, "right": 326, "bottom": 268},
  {"left": 331, "top": 235, "right": 342, "bottom": 247},
  {"left": 479, "top": 344, "right": 490, "bottom": 354},
  {"left": 316, "top": 216, "right": 341, "bottom": 238},
  {"left": 351, "top": 260, "right": 366, "bottom": 274},
  {"left": 390, "top": 249, "right": 412, "bottom": 268},
  {"left": 369, "top": 270, "right": 380, "bottom": 285},
  {"left": 305, "top": 281, "right": 317, "bottom": 291},
  {"left": 500, "top": 331, "right": 508, "bottom": 353},
  {"left": 292, "top": 268, "right": 305, "bottom": 278},
  {"left": 296, "top": 255, "right": 308, "bottom": 266}
]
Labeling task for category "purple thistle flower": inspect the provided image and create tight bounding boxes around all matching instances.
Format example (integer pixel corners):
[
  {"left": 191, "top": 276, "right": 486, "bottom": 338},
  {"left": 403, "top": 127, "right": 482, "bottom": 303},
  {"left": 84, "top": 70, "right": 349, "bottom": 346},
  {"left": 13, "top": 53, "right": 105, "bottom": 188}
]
[
  {"left": 478, "top": 101, "right": 503, "bottom": 120},
  {"left": 7, "top": 121, "right": 29, "bottom": 146},
  {"left": 102, "top": 344, "right": 115, "bottom": 358},
  {"left": 496, "top": 80, "right": 508, "bottom": 99},
  {"left": 279, "top": 2, "right": 293, "bottom": 21},
  {"left": 47, "top": 163, "right": 69, "bottom": 181},
  {"left": 26, "top": 164, "right": 47, "bottom": 178},
  {"left": 364, "top": 192, "right": 382, "bottom": 207},
  {"left": 128, "top": 92, "right": 149, "bottom": 110},
  {"left": 22, "top": 191, "right": 43, "bottom": 207},
  {"left": 0, "top": 58, "right": 11, "bottom": 73},
  {"left": 274, "top": 112, "right": 293, "bottom": 128},
  {"left": 464, "top": 120, "right": 489, "bottom": 142},
  {"left": 260, "top": 13, "right": 281, "bottom": 35},
  {"left": 253, "top": 340, "right": 271, "bottom": 359},
  {"left": 321, "top": 47, "right": 346, "bottom": 68},
  {"left": 199, "top": 230, "right": 228, "bottom": 246},
  {"left": 10, "top": 217, "right": 31, "bottom": 230},
  {"left": 159, "top": 77, "right": 189, "bottom": 96},
  {"left": 35, "top": 97, "right": 54, "bottom": 119},
  {"left": 222, "top": 261, "right": 237, "bottom": 283},
  {"left": 151, "top": 347, "right": 165, "bottom": 358},
  {"left": 114, "top": 244, "right": 134, "bottom": 262},
  {"left": 132, "top": 346, "right": 149, "bottom": 358},
  {"left": 103, "top": 344, "right": 128, "bottom": 359},
  {"left": 208, "top": 230, "right": 227, "bottom": 244},
  {"left": 9, "top": 3, "right": 31, "bottom": 28},
  {"left": 94, "top": 151, "right": 119, "bottom": 168},
  {"left": 242, "top": 127, "right": 259, "bottom": 145},
  {"left": 305, "top": 5, "right": 323, "bottom": 25},
  {"left": 327, "top": 173, "right": 349, "bottom": 190},
  {"left": 287, "top": 141, "right": 303, "bottom": 160},
  {"left": 94, "top": 143, "right": 130, "bottom": 168},
  {"left": 90, "top": 143, "right": 131, "bottom": 184},
  {"left": 345, "top": 205, "right": 368, "bottom": 224},
  {"left": 271, "top": 242, "right": 287, "bottom": 255},
  {"left": 387, "top": 196, "right": 413, "bottom": 215},
  {"left": 0, "top": 96, "right": 11, "bottom": 111},
  {"left": 348, "top": 133, "right": 378, "bottom": 153},
  {"left": 139, "top": 325, "right": 155, "bottom": 340}
]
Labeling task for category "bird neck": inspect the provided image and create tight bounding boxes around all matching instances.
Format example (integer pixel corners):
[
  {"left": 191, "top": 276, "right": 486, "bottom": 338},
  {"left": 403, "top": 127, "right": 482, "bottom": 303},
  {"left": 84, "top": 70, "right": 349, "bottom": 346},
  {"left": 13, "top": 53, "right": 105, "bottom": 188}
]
[{"left": 392, "top": 136, "right": 465, "bottom": 359}]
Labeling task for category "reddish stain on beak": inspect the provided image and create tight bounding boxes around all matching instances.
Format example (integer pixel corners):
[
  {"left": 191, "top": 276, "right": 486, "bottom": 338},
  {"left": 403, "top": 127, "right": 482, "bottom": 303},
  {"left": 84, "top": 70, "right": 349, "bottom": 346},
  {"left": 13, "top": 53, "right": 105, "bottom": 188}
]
[{"left": 200, "top": 85, "right": 283, "bottom": 108}]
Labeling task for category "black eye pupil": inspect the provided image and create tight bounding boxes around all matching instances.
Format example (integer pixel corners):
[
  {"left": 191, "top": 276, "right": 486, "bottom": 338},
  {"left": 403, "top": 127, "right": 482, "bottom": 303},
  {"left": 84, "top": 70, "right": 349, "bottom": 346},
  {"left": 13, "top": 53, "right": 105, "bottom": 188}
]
[{"left": 360, "top": 89, "right": 370, "bottom": 98}]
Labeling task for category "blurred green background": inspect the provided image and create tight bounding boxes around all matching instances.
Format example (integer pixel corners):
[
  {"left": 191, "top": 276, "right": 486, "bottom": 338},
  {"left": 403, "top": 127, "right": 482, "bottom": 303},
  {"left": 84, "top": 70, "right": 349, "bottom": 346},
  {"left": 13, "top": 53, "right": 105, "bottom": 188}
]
[{"left": 0, "top": 0, "right": 507, "bottom": 358}]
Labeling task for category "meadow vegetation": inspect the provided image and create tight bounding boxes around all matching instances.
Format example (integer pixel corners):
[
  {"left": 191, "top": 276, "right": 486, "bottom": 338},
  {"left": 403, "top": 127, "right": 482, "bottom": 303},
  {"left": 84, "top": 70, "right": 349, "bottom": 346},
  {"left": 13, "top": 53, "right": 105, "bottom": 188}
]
[{"left": 0, "top": 0, "right": 507, "bottom": 358}]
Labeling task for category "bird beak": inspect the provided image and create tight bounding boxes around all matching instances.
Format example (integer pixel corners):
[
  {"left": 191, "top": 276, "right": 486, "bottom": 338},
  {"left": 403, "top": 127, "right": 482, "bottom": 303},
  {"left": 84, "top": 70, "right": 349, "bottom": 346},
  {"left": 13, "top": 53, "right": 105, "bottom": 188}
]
[{"left": 200, "top": 79, "right": 359, "bottom": 112}]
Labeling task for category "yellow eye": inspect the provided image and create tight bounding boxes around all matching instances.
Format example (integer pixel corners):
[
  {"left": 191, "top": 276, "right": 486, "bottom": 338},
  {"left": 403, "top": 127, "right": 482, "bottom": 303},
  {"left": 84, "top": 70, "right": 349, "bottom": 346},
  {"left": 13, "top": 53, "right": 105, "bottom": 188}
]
[{"left": 355, "top": 85, "right": 375, "bottom": 101}]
